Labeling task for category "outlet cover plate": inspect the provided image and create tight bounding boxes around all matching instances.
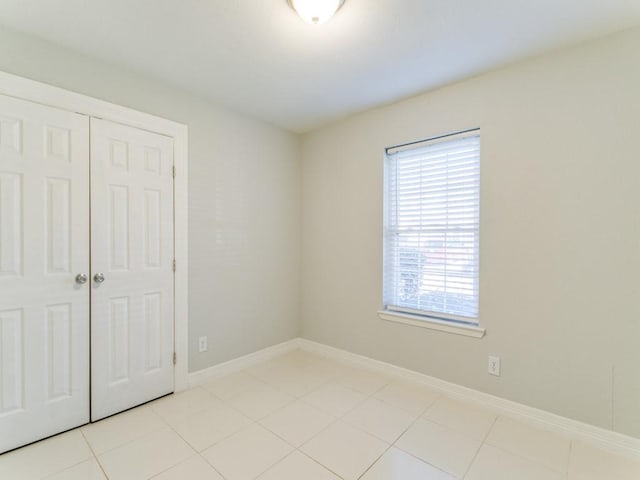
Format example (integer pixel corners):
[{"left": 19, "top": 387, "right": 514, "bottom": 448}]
[
  {"left": 488, "top": 355, "right": 501, "bottom": 376},
  {"left": 198, "top": 336, "right": 208, "bottom": 353}
]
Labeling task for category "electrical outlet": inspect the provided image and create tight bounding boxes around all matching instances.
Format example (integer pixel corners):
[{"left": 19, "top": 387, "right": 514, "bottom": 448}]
[
  {"left": 488, "top": 356, "right": 501, "bottom": 376},
  {"left": 198, "top": 336, "right": 208, "bottom": 353}
]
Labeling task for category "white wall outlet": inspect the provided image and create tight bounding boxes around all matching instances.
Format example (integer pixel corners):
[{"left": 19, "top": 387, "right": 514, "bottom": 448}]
[
  {"left": 198, "top": 336, "right": 208, "bottom": 353},
  {"left": 488, "top": 355, "right": 501, "bottom": 376}
]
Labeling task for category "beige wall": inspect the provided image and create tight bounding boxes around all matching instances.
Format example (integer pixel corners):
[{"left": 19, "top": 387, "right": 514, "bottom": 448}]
[
  {"left": 300, "top": 27, "right": 640, "bottom": 437},
  {"left": 0, "top": 26, "right": 301, "bottom": 373}
]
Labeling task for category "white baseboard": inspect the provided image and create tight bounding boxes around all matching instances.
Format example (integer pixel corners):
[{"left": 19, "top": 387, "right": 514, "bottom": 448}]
[
  {"left": 187, "top": 339, "right": 299, "bottom": 388},
  {"left": 297, "top": 338, "right": 640, "bottom": 460},
  {"left": 186, "top": 337, "right": 640, "bottom": 459}
]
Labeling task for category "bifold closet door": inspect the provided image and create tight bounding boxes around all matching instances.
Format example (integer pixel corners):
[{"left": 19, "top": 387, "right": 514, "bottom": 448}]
[
  {"left": 90, "top": 118, "right": 175, "bottom": 421},
  {"left": 0, "top": 95, "right": 90, "bottom": 453}
]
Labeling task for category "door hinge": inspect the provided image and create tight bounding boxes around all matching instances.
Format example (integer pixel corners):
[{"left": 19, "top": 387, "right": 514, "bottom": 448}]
[
  {"left": 172, "top": 166, "right": 176, "bottom": 178},
  {"left": 172, "top": 259, "right": 176, "bottom": 272},
  {"left": 173, "top": 352, "right": 177, "bottom": 365}
]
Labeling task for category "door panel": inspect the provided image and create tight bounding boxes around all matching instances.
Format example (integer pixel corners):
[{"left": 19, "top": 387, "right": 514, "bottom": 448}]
[
  {"left": 0, "top": 94, "right": 90, "bottom": 453},
  {"left": 91, "top": 118, "right": 174, "bottom": 421}
]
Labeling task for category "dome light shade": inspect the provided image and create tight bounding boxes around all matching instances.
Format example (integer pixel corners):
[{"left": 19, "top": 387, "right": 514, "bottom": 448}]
[{"left": 288, "top": 0, "right": 345, "bottom": 25}]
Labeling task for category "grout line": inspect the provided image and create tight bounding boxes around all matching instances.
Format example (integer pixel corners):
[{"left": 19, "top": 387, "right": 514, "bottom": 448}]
[
  {"left": 355, "top": 399, "right": 429, "bottom": 480},
  {"left": 196, "top": 450, "right": 231, "bottom": 480},
  {"left": 416, "top": 397, "right": 501, "bottom": 441},
  {"left": 356, "top": 442, "right": 393, "bottom": 479},
  {"left": 382, "top": 399, "right": 456, "bottom": 479},
  {"left": 79, "top": 429, "right": 110, "bottom": 479},
  {"left": 297, "top": 449, "right": 346, "bottom": 479},
  {"left": 481, "top": 415, "right": 573, "bottom": 475},
  {"left": 146, "top": 455, "right": 196, "bottom": 480},
  {"left": 460, "top": 415, "right": 498, "bottom": 479},
  {"left": 372, "top": 389, "right": 440, "bottom": 417},
  {"left": 43, "top": 456, "right": 105, "bottom": 480},
  {"left": 298, "top": 388, "right": 369, "bottom": 419},
  {"left": 146, "top": 398, "right": 229, "bottom": 480},
  {"left": 476, "top": 440, "right": 571, "bottom": 478},
  {"left": 83, "top": 407, "right": 170, "bottom": 457}
]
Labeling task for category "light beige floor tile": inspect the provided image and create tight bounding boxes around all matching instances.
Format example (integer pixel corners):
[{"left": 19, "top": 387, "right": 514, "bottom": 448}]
[
  {"left": 44, "top": 458, "right": 106, "bottom": 480},
  {"left": 225, "top": 382, "right": 294, "bottom": 420},
  {"left": 0, "top": 430, "right": 93, "bottom": 480},
  {"left": 245, "top": 351, "right": 318, "bottom": 381},
  {"left": 275, "top": 349, "right": 325, "bottom": 366},
  {"left": 244, "top": 358, "right": 295, "bottom": 380},
  {"left": 202, "top": 424, "right": 293, "bottom": 480},
  {"left": 396, "top": 418, "right": 481, "bottom": 478},
  {"left": 301, "top": 421, "right": 388, "bottom": 480},
  {"left": 170, "top": 399, "right": 252, "bottom": 451},
  {"left": 202, "top": 371, "right": 266, "bottom": 400},
  {"left": 151, "top": 455, "right": 224, "bottom": 480},
  {"left": 423, "top": 397, "right": 496, "bottom": 441},
  {"left": 302, "top": 382, "right": 367, "bottom": 417},
  {"left": 302, "top": 359, "right": 345, "bottom": 381},
  {"left": 82, "top": 405, "right": 166, "bottom": 454},
  {"left": 486, "top": 417, "right": 570, "bottom": 472},
  {"left": 361, "top": 447, "right": 455, "bottom": 480},
  {"left": 263, "top": 367, "right": 334, "bottom": 397},
  {"left": 249, "top": 353, "right": 336, "bottom": 391},
  {"left": 97, "top": 428, "right": 194, "bottom": 480},
  {"left": 374, "top": 381, "right": 439, "bottom": 415},
  {"left": 466, "top": 444, "right": 565, "bottom": 480},
  {"left": 343, "top": 397, "right": 416, "bottom": 442},
  {"left": 9, "top": 355, "right": 638, "bottom": 480},
  {"left": 246, "top": 360, "right": 305, "bottom": 384},
  {"left": 251, "top": 367, "right": 296, "bottom": 388},
  {"left": 569, "top": 441, "right": 640, "bottom": 480},
  {"left": 149, "top": 388, "right": 219, "bottom": 423},
  {"left": 260, "top": 400, "right": 335, "bottom": 447},
  {"left": 337, "top": 367, "right": 391, "bottom": 395},
  {"left": 257, "top": 451, "right": 340, "bottom": 480}
]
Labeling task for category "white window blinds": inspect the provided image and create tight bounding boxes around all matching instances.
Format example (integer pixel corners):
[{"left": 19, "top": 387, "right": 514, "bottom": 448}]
[{"left": 383, "top": 130, "right": 480, "bottom": 324}]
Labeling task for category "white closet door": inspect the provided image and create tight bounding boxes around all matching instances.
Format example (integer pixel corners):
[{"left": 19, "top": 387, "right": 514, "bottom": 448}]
[
  {"left": 90, "top": 118, "right": 174, "bottom": 421},
  {"left": 0, "top": 95, "right": 90, "bottom": 453}
]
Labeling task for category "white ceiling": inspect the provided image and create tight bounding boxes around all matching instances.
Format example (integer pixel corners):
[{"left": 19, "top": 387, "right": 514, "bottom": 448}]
[{"left": 0, "top": 0, "right": 639, "bottom": 132}]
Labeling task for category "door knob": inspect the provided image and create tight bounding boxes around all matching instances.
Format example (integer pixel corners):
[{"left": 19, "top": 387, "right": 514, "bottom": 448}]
[
  {"left": 75, "top": 273, "right": 88, "bottom": 285},
  {"left": 93, "top": 273, "right": 106, "bottom": 284}
]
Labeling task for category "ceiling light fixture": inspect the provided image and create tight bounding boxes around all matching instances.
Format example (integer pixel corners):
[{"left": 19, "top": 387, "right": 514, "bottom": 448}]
[{"left": 287, "top": 0, "right": 345, "bottom": 25}]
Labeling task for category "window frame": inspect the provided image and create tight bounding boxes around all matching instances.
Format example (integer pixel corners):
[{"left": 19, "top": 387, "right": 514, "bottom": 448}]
[{"left": 381, "top": 129, "right": 484, "bottom": 338}]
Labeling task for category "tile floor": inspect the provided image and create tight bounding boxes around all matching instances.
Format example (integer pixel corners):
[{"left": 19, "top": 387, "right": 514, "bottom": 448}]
[{"left": 1, "top": 349, "right": 639, "bottom": 480}]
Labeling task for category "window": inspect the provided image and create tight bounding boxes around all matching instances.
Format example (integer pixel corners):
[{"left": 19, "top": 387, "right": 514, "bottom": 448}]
[{"left": 383, "top": 129, "right": 480, "bottom": 326}]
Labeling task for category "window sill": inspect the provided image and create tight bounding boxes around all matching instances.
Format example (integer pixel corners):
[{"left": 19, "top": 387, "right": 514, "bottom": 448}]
[{"left": 377, "top": 310, "right": 486, "bottom": 339}]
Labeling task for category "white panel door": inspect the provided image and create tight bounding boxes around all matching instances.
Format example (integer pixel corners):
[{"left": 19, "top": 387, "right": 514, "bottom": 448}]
[
  {"left": 90, "top": 118, "right": 174, "bottom": 421},
  {"left": 0, "top": 94, "right": 90, "bottom": 453}
]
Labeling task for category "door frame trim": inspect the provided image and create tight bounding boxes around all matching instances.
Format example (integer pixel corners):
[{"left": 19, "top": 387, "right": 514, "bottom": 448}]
[{"left": 0, "top": 70, "right": 190, "bottom": 392}]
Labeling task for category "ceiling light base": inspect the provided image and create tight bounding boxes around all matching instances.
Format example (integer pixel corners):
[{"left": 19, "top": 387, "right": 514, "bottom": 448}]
[{"left": 287, "top": 0, "right": 345, "bottom": 25}]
